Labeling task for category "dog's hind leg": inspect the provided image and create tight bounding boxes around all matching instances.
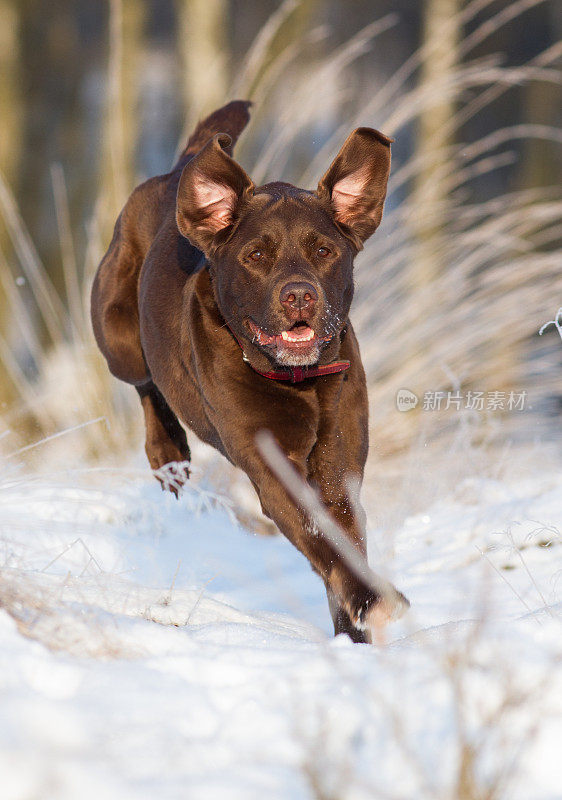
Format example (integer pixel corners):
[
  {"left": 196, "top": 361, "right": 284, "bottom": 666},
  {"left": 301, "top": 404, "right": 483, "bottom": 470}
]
[
  {"left": 91, "top": 213, "right": 149, "bottom": 387},
  {"left": 137, "top": 383, "right": 191, "bottom": 496},
  {"left": 92, "top": 200, "right": 190, "bottom": 495}
]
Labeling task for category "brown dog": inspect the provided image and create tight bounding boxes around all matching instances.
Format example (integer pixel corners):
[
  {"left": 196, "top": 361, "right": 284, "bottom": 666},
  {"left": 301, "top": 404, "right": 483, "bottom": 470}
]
[{"left": 91, "top": 101, "right": 408, "bottom": 643}]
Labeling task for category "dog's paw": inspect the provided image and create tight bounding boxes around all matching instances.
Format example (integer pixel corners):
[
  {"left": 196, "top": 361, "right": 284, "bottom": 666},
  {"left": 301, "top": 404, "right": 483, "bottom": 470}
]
[
  {"left": 327, "top": 564, "right": 410, "bottom": 643},
  {"left": 356, "top": 589, "right": 410, "bottom": 638},
  {"left": 335, "top": 573, "right": 410, "bottom": 644},
  {"left": 153, "top": 460, "right": 191, "bottom": 498}
]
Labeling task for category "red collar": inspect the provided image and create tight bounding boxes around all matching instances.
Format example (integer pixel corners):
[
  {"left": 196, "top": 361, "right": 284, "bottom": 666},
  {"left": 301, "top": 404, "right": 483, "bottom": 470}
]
[{"left": 228, "top": 326, "right": 350, "bottom": 383}]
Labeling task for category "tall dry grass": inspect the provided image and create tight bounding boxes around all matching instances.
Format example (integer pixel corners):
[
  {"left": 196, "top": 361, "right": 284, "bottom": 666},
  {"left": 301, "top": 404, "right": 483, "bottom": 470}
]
[{"left": 0, "top": 0, "right": 560, "bottom": 489}]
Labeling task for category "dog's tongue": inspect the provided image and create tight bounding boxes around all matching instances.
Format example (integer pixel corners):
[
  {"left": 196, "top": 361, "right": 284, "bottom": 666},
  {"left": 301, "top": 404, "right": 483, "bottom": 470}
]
[{"left": 280, "top": 325, "right": 315, "bottom": 343}]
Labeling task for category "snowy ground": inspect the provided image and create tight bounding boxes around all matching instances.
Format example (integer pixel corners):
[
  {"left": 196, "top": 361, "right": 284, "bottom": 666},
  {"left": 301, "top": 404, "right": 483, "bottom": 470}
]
[{"left": 1, "top": 446, "right": 561, "bottom": 799}]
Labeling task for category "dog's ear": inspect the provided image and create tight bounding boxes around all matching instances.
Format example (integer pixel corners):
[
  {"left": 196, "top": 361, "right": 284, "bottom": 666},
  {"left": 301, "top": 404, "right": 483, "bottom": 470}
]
[
  {"left": 317, "top": 128, "right": 392, "bottom": 248},
  {"left": 176, "top": 133, "right": 254, "bottom": 253}
]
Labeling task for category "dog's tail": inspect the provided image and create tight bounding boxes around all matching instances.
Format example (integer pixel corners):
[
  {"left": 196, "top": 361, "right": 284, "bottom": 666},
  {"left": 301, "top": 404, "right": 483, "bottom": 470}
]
[{"left": 175, "top": 100, "right": 252, "bottom": 169}]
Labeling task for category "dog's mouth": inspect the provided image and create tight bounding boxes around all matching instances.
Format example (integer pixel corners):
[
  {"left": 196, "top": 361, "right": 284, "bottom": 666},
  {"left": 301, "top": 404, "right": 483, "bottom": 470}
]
[
  {"left": 246, "top": 318, "right": 335, "bottom": 367},
  {"left": 247, "top": 319, "right": 332, "bottom": 350}
]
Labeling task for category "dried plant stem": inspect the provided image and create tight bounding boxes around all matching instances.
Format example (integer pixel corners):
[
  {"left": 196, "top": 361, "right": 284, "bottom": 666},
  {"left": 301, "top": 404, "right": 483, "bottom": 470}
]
[{"left": 256, "top": 430, "right": 409, "bottom": 616}]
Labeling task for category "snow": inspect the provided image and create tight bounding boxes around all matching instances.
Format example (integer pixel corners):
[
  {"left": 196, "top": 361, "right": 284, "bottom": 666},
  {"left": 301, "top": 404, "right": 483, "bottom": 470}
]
[{"left": 1, "top": 452, "right": 561, "bottom": 799}]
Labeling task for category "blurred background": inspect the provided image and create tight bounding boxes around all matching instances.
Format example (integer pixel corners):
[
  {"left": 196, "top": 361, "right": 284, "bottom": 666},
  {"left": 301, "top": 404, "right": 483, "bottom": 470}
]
[{"left": 0, "top": 0, "right": 560, "bottom": 520}]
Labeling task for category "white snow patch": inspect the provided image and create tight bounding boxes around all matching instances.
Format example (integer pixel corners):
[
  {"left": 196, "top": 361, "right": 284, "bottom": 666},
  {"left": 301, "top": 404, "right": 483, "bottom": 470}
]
[{"left": 0, "top": 463, "right": 561, "bottom": 799}]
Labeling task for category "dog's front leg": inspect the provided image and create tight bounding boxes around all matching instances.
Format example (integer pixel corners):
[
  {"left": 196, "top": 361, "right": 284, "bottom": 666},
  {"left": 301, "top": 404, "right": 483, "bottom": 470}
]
[
  {"left": 222, "top": 437, "right": 403, "bottom": 643},
  {"left": 307, "top": 472, "right": 378, "bottom": 643},
  {"left": 306, "top": 428, "right": 408, "bottom": 642}
]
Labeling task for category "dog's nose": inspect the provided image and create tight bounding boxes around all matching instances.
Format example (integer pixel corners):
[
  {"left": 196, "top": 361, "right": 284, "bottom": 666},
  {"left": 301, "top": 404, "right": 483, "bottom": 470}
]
[{"left": 279, "top": 282, "right": 318, "bottom": 316}]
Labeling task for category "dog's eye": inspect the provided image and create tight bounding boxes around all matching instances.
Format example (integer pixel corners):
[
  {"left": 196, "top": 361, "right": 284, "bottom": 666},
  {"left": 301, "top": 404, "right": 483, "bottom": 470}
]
[
  {"left": 317, "top": 247, "right": 331, "bottom": 258},
  {"left": 248, "top": 250, "right": 264, "bottom": 261}
]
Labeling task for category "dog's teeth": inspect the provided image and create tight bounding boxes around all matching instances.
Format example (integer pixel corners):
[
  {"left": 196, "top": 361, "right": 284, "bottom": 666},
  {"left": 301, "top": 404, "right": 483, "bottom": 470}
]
[{"left": 281, "top": 330, "right": 315, "bottom": 342}]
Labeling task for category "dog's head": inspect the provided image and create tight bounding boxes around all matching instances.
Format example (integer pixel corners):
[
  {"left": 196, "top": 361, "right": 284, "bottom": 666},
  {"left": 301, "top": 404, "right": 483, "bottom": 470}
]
[{"left": 176, "top": 129, "right": 391, "bottom": 367}]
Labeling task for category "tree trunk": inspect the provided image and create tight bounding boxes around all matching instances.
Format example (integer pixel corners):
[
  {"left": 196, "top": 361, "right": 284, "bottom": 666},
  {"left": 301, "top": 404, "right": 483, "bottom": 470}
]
[
  {"left": 0, "top": 0, "right": 21, "bottom": 411},
  {"left": 176, "top": 0, "right": 230, "bottom": 134},
  {"left": 99, "top": 0, "right": 145, "bottom": 241},
  {"left": 411, "top": 0, "right": 460, "bottom": 289}
]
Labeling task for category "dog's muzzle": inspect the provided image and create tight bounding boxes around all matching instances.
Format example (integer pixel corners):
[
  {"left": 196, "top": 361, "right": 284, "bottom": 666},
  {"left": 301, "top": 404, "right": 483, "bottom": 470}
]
[{"left": 247, "top": 319, "right": 334, "bottom": 366}]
